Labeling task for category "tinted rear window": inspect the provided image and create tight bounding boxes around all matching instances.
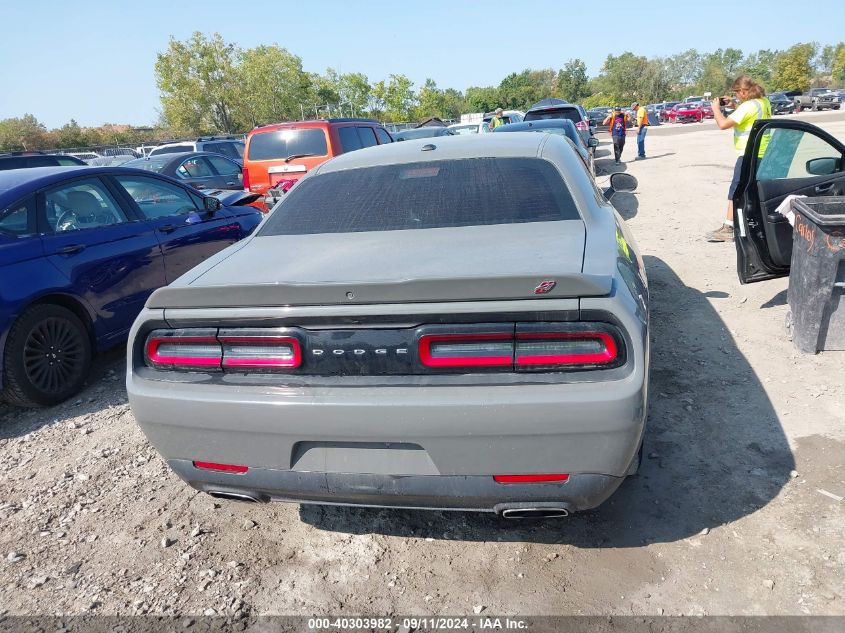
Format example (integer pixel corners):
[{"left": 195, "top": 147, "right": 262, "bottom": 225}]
[
  {"left": 247, "top": 129, "right": 328, "bottom": 161},
  {"left": 150, "top": 144, "right": 194, "bottom": 155},
  {"left": 524, "top": 108, "right": 582, "bottom": 124},
  {"left": 259, "top": 158, "right": 579, "bottom": 236}
]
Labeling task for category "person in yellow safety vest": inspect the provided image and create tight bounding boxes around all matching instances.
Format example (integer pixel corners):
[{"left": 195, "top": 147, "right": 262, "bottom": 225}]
[
  {"left": 632, "top": 102, "right": 649, "bottom": 159},
  {"left": 706, "top": 75, "right": 772, "bottom": 242},
  {"left": 489, "top": 107, "right": 506, "bottom": 130}
]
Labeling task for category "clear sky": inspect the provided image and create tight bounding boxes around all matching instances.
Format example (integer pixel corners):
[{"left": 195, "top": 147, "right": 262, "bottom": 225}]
[{"left": 1, "top": 0, "right": 842, "bottom": 128}]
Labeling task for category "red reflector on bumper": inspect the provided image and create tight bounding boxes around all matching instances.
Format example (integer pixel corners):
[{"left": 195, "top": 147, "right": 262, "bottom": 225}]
[
  {"left": 193, "top": 461, "right": 249, "bottom": 474},
  {"left": 494, "top": 473, "right": 570, "bottom": 484}
]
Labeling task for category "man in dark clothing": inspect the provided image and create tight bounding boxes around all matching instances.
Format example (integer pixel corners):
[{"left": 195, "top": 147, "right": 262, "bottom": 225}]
[{"left": 603, "top": 107, "right": 630, "bottom": 163}]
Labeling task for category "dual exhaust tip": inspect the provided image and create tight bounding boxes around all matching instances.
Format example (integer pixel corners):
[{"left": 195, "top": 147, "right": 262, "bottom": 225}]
[{"left": 206, "top": 492, "right": 572, "bottom": 519}]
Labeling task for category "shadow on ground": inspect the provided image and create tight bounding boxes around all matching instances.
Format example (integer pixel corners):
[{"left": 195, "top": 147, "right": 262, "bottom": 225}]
[
  {"left": 301, "top": 256, "right": 794, "bottom": 546},
  {"left": 0, "top": 348, "right": 126, "bottom": 440}
]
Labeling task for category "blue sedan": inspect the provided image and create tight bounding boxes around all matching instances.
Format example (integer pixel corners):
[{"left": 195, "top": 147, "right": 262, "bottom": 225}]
[{"left": 0, "top": 166, "right": 262, "bottom": 407}]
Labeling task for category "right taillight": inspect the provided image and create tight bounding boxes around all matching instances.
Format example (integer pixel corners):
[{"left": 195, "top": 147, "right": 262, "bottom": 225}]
[{"left": 515, "top": 325, "right": 619, "bottom": 370}]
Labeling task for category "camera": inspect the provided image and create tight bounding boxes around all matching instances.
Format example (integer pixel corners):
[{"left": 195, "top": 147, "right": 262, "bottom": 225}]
[{"left": 718, "top": 96, "right": 732, "bottom": 106}]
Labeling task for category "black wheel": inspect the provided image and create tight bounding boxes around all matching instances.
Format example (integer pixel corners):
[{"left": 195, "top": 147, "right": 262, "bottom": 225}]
[{"left": 2, "top": 304, "right": 92, "bottom": 407}]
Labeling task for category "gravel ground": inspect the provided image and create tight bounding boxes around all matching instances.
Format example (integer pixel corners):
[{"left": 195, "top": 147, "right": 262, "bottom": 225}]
[{"left": 1, "top": 111, "right": 844, "bottom": 618}]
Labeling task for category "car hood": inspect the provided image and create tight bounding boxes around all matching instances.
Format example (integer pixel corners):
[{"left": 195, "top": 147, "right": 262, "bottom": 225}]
[{"left": 147, "top": 220, "right": 613, "bottom": 308}]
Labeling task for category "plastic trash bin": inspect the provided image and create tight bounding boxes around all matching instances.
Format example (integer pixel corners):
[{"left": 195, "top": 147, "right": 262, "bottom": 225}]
[{"left": 787, "top": 196, "right": 845, "bottom": 353}]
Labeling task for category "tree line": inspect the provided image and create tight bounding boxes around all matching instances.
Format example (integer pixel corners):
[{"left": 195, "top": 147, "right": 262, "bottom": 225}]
[{"left": 3, "top": 34, "right": 845, "bottom": 151}]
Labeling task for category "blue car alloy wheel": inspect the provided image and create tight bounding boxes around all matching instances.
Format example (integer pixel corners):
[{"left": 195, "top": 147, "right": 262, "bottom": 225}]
[{"left": 2, "top": 304, "right": 92, "bottom": 407}]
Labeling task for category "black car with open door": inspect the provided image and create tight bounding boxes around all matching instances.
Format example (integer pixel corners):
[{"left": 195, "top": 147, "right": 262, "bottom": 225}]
[{"left": 733, "top": 119, "right": 845, "bottom": 284}]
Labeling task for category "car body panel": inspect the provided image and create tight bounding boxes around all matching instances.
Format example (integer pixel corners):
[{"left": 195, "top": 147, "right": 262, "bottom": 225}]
[{"left": 734, "top": 119, "right": 845, "bottom": 283}]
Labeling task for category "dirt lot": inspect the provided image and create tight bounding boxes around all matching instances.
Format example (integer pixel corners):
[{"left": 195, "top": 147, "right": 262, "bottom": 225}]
[{"left": 1, "top": 111, "right": 844, "bottom": 618}]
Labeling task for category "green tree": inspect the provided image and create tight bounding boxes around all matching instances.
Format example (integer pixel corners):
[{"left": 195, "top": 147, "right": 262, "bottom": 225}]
[
  {"left": 0, "top": 114, "right": 47, "bottom": 151},
  {"left": 772, "top": 43, "right": 818, "bottom": 92},
  {"left": 336, "top": 72, "right": 373, "bottom": 117},
  {"left": 555, "top": 59, "right": 590, "bottom": 102},
  {"left": 830, "top": 45, "right": 845, "bottom": 86},
  {"left": 238, "top": 45, "right": 312, "bottom": 127},
  {"left": 738, "top": 49, "right": 779, "bottom": 89},
  {"left": 594, "top": 52, "right": 651, "bottom": 104},
  {"left": 498, "top": 69, "right": 555, "bottom": 110},
  {"left": 465, "top": 86, "right": 499, "bottom": 113},
  {"left": 155, "top": 32, "right": 243, "bottom": 134},
  {"left": 371, "top": 74, "right": 415, "bottom": 122}
]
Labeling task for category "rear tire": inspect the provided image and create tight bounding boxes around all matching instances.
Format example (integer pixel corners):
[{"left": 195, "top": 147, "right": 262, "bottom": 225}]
[{"left": 2, "top": 304, "right": 92, "bottom": 407}]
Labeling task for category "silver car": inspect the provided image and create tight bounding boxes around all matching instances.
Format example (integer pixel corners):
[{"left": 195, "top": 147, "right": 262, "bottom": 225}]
[{"left": 127, "top": 134, "right": 649, "bottom": 518}]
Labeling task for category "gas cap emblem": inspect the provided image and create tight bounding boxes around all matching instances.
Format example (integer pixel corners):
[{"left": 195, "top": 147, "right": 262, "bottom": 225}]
[{"left": 534, "top": 280, "right": 557, "bottom": 294}]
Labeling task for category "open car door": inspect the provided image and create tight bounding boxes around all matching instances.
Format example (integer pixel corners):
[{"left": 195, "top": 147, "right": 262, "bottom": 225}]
[{"left": 733, "top": 119, "right": 845, "bottom": 283}]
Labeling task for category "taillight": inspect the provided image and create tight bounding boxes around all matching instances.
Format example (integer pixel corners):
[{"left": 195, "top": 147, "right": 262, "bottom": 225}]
[
  {"left": 575, "top": 120, "right": 589, "bottom": 131},
  {"left": 143, "top": 328, "right": 301, "bottom": 372},
  {"left": 418, "top": 332, "right": 513, "bottom": 368},
  {"left": 242, "top": 167, "right": 250, "bottom": 191},
  {"left": 218, "top": 329, "right": 301, "bottom": 370},
  {"left": 145, "top": 329, "right": 222, "bottom": 371},
  {"left": 276, "top": 178, "right": 297, "bottom": 193},
  {"left": 515, "top": 331, "right": 618, "bottom": 368}
]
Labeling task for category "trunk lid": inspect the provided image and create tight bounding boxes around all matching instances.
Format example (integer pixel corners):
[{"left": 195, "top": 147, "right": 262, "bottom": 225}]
[{"left": 148, "top": 221, "right": 610, "bottom": 309}]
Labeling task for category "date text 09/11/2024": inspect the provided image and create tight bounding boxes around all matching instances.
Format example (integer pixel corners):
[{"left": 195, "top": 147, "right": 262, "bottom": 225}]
[{"left": 307, "top": 617, "right": 529, "bottom": 630}]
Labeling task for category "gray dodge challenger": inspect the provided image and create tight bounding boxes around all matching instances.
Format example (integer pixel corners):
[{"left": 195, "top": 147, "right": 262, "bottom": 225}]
[{"left": 127, "top": 133, "right": 649, "bottom": 518}]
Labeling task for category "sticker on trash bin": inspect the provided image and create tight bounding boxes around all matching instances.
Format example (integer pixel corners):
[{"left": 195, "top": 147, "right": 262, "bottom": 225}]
[
  {"left": 795, "top": 216, "right": 815, "bottom": 252},
  {"left": 826, "top": 231, "right": 844, "bottom": 252}
]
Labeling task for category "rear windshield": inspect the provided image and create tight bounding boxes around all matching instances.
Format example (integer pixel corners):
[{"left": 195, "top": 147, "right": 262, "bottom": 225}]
[
  {"left": 524, "top": 108, "right": 582, "bottom": 124},
  {"left": 122, "top": 157, "right": 168, "bottom": 173},
  {"left": 247, "top": 129, "right": 328, "bottom": 161},
  {"left": 259, "top": 158, "right": 580, "bottom": 236},
  {"left": 150, "top": 144, "right": 193, "bottom": 155}
]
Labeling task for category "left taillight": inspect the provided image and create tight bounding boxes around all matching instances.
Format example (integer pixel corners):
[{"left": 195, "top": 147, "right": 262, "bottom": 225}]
[
  {"left": 218, "top": 329, "right": 301, "bottom": 370},
  {"left": 143, "top": 328, "right": 302, "bottom": 372},
  {"left": 145, "top": 329, "right": 222, "bottom": 371}
]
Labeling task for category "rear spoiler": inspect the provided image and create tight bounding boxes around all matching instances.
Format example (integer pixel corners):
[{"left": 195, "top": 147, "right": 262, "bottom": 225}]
[
  {"left": 147, "top": 274, "right": 614, "bottom": 309},
  {"left": 205, "top": 189, "right": 262, "bottom": 207}
]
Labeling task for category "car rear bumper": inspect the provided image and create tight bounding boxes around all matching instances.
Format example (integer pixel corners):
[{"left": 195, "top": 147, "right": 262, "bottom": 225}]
[
  {"left": 129, "top": 370, "right": 647, "bottom": 512},
  {"left": 168, "top": 459, "right": 624, "bottom": 513}
]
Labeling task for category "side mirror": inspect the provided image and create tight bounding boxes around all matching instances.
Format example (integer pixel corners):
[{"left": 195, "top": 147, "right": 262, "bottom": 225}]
[
  {"left": 204, "top": 196, "right": 222, "bottom": 214},
  {"left": 806, "top": 157, "right": 840, "bottom": 176},
  {"left": 610, "top": 172, "right": 638, "bottom": 192},
  {"left": 588, "top": 137, "right": 599, "bottom": 148}
]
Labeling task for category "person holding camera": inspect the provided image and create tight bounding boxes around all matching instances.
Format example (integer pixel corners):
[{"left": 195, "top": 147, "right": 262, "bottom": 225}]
[{"left": 705, "top": 75, "right": 771, "bottom": 242}]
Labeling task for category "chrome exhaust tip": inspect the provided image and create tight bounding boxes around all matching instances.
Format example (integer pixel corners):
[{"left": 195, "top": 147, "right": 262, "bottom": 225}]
[
  {"left": 500, "top": 507, "right": 570, "bottom": 519},
  {"left": 207, "top": 490, "right": 264, "bottom": 504}
]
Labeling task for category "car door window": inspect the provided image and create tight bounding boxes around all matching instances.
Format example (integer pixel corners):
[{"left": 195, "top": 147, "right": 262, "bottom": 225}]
[
  {"left": 114, "top": 175, "right": 198, "bottom": 219},
  {"left": 176, "top": 157, "right": 215, "bottom": 179},
  {"left": 44, "top": 179, "right": 128, "bottom": 233},
  {"left": 374, "top": 128, "right": 392, "bottom": 144},
  {"left": 357, "top": 127, "right": 378, "bottom": 148},
  {"left": 0, "top": 198, "right": 34, "bottom": 236},
  {"left": 206, "top": 155, "right": 241, "bottom": 177},
  {"left": 756, "top": 128, "right": 843, "bottom": 181},
  {"left": 338, "top": 127, "right": 363, "bottom": 152}
]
